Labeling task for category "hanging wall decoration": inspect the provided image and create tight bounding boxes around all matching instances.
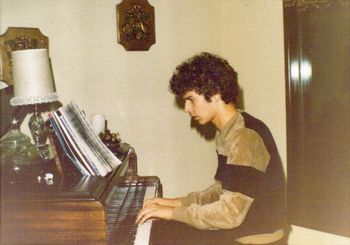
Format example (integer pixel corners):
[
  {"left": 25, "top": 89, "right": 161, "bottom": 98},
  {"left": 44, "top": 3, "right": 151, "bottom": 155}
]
[{"left": 116, "top": 0, "right": 155, "bottom": 51}]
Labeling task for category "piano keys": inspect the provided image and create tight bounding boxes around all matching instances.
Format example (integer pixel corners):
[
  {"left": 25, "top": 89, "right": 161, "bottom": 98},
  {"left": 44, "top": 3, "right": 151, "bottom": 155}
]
[
  {"left": 1, "top": 146, "right": 162, "bottom": 245},
  {"left": 108, "top": 185, "right": 157, "bottom": 245},
  {"left": 133, "top": 185, "right": 156, "bottom": 245}
]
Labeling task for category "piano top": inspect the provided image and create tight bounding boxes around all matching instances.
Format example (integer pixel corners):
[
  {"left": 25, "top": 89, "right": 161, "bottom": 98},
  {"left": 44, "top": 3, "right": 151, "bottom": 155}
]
[
  {"left": 1, "top": 143, "right": 131, "bottom": 202},
  {"left": 2, "top": 173, "right": 105, "bottom": 201},
  {"left": 2, "top": 145, "right": 161, "bottom": 204}
]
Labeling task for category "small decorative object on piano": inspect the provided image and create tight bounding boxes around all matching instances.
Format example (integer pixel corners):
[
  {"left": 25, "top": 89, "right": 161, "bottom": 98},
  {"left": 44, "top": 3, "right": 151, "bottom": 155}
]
[
  {"left": 0, "top": 119, "right": 41, "bottom": 182},
  {"left": 99, "top": 129, "right": 122, "bottom": 156}
]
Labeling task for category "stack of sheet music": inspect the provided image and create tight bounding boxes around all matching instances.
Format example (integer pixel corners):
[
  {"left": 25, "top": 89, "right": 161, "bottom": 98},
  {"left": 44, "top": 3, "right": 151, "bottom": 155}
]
[{"left": 48, "top": 100, "right": 121, "bottom": 176}]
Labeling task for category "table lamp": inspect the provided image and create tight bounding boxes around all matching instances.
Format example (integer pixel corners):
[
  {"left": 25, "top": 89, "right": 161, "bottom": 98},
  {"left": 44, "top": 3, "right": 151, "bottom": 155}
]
[{"left": 10, "top": 48, "right": 58, "bottom": 160}]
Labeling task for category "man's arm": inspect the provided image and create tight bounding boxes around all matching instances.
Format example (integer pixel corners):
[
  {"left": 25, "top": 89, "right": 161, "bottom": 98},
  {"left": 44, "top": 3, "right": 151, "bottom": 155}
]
[
  {"left": 178, "top": 181, "right": 223, "bottom": 206},
  {"left": 136, "top": 182, "right": 223, "bottom": 225},
  {"left": 172, "top": 190, "right": 253, "bottom": 230}
]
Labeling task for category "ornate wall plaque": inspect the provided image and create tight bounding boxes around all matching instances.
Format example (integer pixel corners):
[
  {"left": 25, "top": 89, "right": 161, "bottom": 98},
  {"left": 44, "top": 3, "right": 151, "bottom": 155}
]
[
  {"left": 116, "top": 0, "right": 155, "bottom": 51},
  {"left": 0, "top": 27, "right": 49, "bottom": 86}
]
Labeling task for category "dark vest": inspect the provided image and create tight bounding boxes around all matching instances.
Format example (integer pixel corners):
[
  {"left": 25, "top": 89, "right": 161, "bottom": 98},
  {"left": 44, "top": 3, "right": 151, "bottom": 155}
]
[{"left": 215, "top": 112, "right": 287, "bottom": 236}]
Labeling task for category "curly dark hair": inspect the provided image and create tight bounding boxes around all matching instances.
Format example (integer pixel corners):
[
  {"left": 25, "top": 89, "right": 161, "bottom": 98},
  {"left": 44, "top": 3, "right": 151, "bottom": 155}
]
[{"left": 169, "top": 52, "right": 239, "bottom": 104}]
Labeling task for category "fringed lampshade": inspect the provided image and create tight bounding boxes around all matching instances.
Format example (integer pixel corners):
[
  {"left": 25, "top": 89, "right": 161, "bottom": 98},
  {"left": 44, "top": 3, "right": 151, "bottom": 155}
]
[{"left": 10, "top": 48, "right": 58, "bottom": 106}]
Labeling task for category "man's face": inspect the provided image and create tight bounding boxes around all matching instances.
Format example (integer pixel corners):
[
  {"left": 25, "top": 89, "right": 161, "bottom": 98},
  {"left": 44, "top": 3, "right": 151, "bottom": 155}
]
[{"left": 182, "top": 90, "right": 217, "bottom": 125}]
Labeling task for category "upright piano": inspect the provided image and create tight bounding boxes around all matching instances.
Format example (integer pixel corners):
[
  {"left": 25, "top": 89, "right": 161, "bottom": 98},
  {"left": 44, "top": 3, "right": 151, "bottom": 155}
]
[
  {"left": 0, "top": 29, "right": 163, "bottom": 245},
  {"left": 1, "top": 143, "right": 162, "bottom": 245}
]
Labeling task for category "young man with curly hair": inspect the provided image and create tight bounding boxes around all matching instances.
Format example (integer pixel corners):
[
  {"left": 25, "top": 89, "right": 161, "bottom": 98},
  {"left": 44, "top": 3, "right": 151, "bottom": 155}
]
[{"left": 136, "top": 52, "right": 289, "bottom": 245}]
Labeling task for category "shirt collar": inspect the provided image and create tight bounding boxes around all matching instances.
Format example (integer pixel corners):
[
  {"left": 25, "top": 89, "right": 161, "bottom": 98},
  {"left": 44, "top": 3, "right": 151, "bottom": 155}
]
[{"left": 217, "top": 111, "right": 245, "bottom": 139}]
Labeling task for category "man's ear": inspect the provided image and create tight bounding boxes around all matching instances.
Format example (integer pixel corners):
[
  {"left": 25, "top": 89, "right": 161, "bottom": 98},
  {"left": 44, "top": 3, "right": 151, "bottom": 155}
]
[{"left": 212, "top": 94, "right": 221, "bottom": 102}]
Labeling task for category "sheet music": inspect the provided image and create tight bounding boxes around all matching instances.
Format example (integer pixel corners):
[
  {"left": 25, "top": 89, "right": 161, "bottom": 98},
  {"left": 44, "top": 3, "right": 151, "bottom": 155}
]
[
  {"left": 49, "top": 100, "right": 121, "bottom": 176},
  {"left": 69, "top": 101, "right": 121, "bottom": 169},
  {"left": 53, "top": 109, "right": 101, "bottom": 175},
  {"left": 48, "top": 115, "right": 90, "bottom": 175}
]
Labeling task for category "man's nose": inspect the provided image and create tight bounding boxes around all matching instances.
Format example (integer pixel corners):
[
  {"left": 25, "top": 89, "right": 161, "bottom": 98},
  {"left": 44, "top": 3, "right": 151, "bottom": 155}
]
[{"left": 184, "top": 101, "right": 191, "bottom": 113}]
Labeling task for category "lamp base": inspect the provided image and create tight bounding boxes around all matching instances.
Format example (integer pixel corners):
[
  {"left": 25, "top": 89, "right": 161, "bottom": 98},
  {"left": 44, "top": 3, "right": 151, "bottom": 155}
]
[
  {"left": 36, "top": 144, "right": 50, "bottom": 161},
  {"left": 28, "top": 105, "right": 47, "bottom": 147}
]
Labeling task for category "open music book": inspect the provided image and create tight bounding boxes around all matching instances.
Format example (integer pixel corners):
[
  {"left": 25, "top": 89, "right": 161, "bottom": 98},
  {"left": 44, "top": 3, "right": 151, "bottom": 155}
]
[{"left": 48, "top": 100, "right": 121, "bottom": 176}]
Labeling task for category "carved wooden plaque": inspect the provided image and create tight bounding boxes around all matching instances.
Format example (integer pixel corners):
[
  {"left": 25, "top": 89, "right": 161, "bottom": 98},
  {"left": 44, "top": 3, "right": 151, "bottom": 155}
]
[
  {"left": 116, "top": 0, "right": 155, "bottom": 51},
  {"left": 0, "top": 27, "right": 49, "bottom": 86}
]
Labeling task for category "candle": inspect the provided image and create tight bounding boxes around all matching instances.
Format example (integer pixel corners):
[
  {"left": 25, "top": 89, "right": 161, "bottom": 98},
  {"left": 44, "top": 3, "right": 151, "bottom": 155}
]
[{"left": 91, "top": 114, "right": 106, "bottom": 135}]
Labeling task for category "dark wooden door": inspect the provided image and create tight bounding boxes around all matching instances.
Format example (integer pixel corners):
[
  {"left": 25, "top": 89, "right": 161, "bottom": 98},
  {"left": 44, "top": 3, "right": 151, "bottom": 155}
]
[{"left": 283, "top": 0, "right": 350, "bottom": 237}]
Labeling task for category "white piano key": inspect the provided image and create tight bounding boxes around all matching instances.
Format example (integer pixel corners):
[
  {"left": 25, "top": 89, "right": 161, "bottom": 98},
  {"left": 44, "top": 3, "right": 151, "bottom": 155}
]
[{"left": 134, "top": 185, "right": 156, "bottom": 245}]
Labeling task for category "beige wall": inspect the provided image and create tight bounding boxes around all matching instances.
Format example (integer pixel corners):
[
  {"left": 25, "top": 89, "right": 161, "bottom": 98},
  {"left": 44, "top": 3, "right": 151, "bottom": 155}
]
[{"left": 1, "top": 0, "right": 349, "bottom": 244}]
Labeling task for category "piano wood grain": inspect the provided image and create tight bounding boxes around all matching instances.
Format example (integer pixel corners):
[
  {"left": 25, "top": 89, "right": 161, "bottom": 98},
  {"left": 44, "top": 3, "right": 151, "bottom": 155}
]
[{"left": 2, "top": 201, "right": 106, "bottom": 244}]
